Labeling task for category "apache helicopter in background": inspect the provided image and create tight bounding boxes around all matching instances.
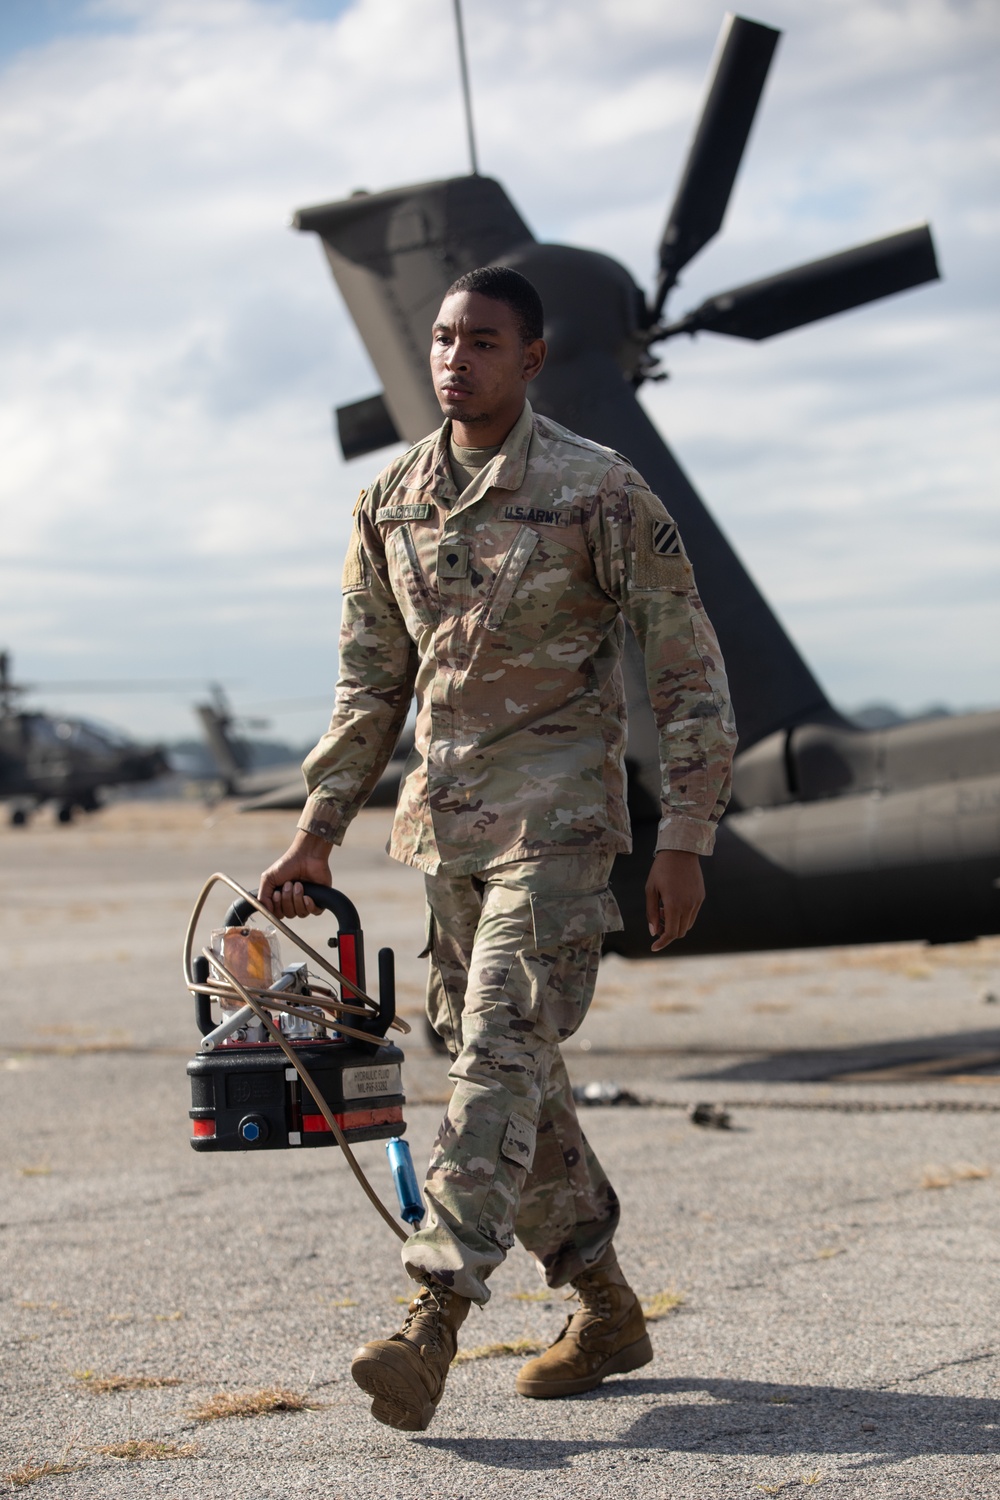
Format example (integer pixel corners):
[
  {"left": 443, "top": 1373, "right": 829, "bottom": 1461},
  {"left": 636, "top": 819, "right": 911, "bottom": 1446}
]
[
  {"left": 192, "top": 684, "right": 299, "bottom": 801},
  {"left": 0, "top": 652, "right": 169, "bottom": 825},
  {"left": 283, "top": 11, "right": 999, "bottom": 958},
  {"left": 195, "top": 683, "right": 407, "bottom": 809}
]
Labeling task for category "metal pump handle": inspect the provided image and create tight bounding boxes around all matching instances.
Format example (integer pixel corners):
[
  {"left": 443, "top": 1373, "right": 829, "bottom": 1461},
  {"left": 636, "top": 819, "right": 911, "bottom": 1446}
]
[{"left": 197, "top": 883, "right": 395, "bottom": 1040}]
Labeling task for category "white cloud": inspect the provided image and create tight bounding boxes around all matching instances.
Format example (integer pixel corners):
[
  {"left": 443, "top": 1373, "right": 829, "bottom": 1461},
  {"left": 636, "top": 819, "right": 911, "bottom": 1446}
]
[{"left": 0, "top": 0, "right": 997, "bottom": 742}]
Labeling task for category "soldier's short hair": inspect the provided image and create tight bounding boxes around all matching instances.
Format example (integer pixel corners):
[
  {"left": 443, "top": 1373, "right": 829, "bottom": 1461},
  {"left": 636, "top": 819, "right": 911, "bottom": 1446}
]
[{"left": 445, "top": 266, "right": 544, "bottom": 344}]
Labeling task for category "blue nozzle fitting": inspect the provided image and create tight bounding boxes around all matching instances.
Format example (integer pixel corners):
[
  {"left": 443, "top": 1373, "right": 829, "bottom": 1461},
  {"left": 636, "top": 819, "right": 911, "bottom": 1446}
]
[{"left": 386, "top": 1137, "right": 424, "bottom": 1225}]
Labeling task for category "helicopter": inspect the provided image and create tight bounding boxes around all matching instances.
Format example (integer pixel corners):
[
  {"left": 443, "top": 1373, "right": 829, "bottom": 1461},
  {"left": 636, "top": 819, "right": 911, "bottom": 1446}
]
[
  {"left": 0, "top": 651, "right": 169, "bottom": 825},
  {"left": 192, "top": 683, "right": 295, "bottom": 801},
  {"left": 194, "top": 682, "right": 409, "bottom": 811},
  {"left": 282, "top": 11, "right": 999, "bottom": 959}
]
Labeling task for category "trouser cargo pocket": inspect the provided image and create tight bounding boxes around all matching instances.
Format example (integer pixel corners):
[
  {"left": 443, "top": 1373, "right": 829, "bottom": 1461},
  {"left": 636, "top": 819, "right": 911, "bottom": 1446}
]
[{"left": 478, "top": 1110, "right": 538, "bottom": 1246}]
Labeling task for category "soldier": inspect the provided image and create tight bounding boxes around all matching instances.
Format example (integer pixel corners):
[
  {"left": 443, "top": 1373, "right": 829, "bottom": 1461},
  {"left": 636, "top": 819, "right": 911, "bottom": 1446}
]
[{"left": 259, "top": 265, "right": 736, "bottom": 1431}]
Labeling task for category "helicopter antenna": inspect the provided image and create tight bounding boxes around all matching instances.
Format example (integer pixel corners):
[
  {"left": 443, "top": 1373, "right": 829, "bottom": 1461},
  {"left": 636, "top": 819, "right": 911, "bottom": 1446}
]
[{"left": 452, "top": 0, "right": 479, "bottom": 175}]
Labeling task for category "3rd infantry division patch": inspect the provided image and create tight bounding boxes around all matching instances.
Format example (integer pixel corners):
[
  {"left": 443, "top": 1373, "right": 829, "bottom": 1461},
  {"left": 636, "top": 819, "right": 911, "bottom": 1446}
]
[{"left": 652, "top": 519, "right": 682, "bottom": 555}]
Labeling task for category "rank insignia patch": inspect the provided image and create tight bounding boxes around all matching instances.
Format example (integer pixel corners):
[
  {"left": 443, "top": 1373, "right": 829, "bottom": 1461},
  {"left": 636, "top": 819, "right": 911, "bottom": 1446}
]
[
  {"left": 652, "top": 519, "right": 682, "bottom": 556},
  {"left": 438, "top": 541, "right": 470, "bottom": 579}
]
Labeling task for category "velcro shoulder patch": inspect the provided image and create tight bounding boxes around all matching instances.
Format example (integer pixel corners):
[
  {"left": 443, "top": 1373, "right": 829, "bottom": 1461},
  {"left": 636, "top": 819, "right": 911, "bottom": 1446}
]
[
  {"left": 342, "top": 521, "right": 368, "bottom": 593},
  {"left": 652, "top": 518, "right": 682, "bottom": 556},
  {"left": 627, "top": 487, "right": 692, "bottom": 591}
]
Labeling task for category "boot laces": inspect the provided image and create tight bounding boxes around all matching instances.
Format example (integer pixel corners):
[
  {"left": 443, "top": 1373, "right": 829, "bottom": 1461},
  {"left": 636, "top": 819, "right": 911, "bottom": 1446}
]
[
  {"left": 399, "top": 1286, "right": 451, "bottom": 1354},
  {"left": 574, "top": 1280, "right": 614, "bottom": 1321},
  {"left": 554, "top": 1282, "right": 613, "bottom": 1345}
]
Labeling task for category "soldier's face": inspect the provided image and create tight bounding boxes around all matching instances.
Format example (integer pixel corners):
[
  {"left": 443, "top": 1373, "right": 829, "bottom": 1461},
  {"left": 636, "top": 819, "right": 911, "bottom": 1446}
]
[{"left": 431, "top": 291, "right": 546, "bottom": 437}]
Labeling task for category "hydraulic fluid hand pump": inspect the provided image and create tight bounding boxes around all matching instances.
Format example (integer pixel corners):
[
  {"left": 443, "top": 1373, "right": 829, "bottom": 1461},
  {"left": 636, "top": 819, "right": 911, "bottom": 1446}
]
[{"left": 183, "top": 873, "right": 422, "bottom": 1238}]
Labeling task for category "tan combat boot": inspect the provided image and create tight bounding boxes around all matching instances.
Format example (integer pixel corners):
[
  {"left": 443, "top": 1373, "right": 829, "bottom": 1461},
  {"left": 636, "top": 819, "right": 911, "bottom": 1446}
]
[
  {"left": 351, "top": 1283, "right": 471, "bottom": 1431},
  {"left": 515, "top": 1247, "right": 652, "bottom": 1398}
]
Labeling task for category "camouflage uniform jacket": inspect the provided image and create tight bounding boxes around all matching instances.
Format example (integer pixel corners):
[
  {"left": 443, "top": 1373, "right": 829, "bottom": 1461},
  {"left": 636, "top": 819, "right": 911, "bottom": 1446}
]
[{"left": 299, "top": 401, "right": 736, "bottom": 875}]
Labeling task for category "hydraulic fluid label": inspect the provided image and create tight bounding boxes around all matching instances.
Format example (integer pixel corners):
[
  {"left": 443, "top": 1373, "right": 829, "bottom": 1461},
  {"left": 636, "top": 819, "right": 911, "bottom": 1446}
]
[{"left": 341, "top": 1063, "right": 402, "bottom": 1101}]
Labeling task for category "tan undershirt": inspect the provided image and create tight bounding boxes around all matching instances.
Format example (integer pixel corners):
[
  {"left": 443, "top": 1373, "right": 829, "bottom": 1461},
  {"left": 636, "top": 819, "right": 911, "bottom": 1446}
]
[{"left": 448, "top": 438, "right": 501, "bottom": 498}]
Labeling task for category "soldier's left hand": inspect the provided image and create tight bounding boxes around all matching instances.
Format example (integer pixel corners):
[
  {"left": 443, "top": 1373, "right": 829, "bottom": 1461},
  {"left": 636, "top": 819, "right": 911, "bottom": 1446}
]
[{"left": 645, "top": 850, "right": 705, "bottom": 951}]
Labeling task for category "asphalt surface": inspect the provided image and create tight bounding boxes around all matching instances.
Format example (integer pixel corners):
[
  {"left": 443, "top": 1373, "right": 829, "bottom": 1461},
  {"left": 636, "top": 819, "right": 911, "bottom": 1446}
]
[{"left": 2, "top": 802, "right": 998, "bottom": 1498}]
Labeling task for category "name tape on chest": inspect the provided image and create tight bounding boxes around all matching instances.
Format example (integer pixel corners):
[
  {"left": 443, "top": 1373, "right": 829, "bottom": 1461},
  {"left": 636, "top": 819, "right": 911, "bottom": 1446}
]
[
  {"left": 501, "top": 504, "right": 584, "bottom": 528},
  {"left": 376, "top": 502, "right": 433, "bottom": 523}
]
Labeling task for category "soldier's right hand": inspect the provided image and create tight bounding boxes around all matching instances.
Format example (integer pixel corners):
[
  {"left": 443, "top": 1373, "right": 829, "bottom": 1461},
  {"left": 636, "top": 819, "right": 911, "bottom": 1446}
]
[{"left": 258, "top": 831, "right": 334, "bottom": 919}]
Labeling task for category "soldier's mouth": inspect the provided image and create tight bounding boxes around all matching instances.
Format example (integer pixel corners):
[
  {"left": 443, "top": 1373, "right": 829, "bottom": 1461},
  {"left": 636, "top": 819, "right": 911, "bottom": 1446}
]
[{"left": 440, "top": 384, "right": 473, "bottom": 399}]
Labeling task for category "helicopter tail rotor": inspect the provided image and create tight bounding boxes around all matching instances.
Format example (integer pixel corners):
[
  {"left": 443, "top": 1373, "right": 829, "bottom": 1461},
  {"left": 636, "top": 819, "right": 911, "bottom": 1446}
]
[
  {"left": 657, "top": 223, "right": 940, "bottom": 343},
  {"left": 651, "top": 13, "right": 780, "bottom": 320}
]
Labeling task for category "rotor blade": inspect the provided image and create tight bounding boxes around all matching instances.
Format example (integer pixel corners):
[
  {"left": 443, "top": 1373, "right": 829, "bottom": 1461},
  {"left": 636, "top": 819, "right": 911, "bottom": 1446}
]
[
  {"left": 335, "top": 392, "right": 401, "bottom": 461},
  {"left": 652, "top": 13, "right": 780, "bottom": 318},
  {"left": 663, "top": 224, "right": 940, "bottom": 341}
]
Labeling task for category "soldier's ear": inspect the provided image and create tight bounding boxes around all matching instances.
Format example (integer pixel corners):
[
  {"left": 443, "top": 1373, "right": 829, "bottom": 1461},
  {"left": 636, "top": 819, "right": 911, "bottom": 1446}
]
[{"left": 523, "top": 337, "right": 547, "bottom": 384}]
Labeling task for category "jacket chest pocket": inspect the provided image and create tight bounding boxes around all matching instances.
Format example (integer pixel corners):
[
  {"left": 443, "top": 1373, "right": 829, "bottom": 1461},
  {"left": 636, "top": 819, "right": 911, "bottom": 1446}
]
[
  {"left": 386, "top": 524, "right": 439, "bottom": 637},
  {"left": 481, "top": 525, "right": 576, "bottom": 638}
]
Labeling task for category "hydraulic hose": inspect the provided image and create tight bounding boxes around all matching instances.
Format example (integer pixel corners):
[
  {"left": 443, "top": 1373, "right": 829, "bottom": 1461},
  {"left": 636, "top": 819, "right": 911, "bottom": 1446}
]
[{"left": 184, "top": 873, "right": 408, "bottom": 1243}]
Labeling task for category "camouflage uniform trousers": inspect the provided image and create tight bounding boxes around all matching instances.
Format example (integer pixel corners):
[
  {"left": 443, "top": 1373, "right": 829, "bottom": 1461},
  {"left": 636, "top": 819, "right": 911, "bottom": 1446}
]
[{"left": 401, "top": 851, "right": 624, "bottom": 1306}]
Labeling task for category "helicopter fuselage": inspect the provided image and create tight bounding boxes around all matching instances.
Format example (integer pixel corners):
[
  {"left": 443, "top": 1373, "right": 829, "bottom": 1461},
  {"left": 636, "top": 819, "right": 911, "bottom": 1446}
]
[
  {"left": 0, "top": 710, "right": 167, "bottom": 821},
  {"left": 285, "top": 12, "right": 995, "bottom": 958}
]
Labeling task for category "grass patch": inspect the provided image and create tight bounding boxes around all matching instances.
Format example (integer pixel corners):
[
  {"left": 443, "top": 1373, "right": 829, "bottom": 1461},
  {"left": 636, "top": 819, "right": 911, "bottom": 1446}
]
[
  {"left": 17, "top": 1300, "right": 74, "bottom": 1317},
  {"left": 509, "top": 1289, "right": 554, "bottom": 1302},
  {"left": 187, "top": 1387, "right": 321, "bottom": 1422},
  {"left": 2, "top": 1458, "right": 81, "bottom": 1488},
  {"left": 73, "top": 1371, "right": 182, "bottom": 1393},
  {"left": 922, "top": 1161, "right": 991, "bottom": 1190},
  {"left": 642, "top": 1289, "right": 685, "bottom": 1321},
  {"left": 91, "top": 1440, "right": 200, "bottom": 1461},
  {"left": 921, "top": 1166, "right": 953, "bottom": 1190},
  {"left": 454, "top": 1338, "right": 546, "bottom": 1364},
  {"left": 18, "top": 1163, "right": 52, "bottom": 1177}
]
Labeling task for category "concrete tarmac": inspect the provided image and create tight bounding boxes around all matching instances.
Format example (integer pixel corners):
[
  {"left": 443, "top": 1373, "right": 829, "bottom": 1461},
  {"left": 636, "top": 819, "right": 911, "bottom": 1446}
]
[{"left": 1, "top": 803, "right": 998, "bottom": 1498}]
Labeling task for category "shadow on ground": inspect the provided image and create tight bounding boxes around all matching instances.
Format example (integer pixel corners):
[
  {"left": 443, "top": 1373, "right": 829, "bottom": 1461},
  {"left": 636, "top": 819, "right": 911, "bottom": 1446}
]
[
  {"left": 684, "top": 1029, "right": 1000, "bottom": 1084},
  {"left": 419, "top": 1373, "right": 1000, "bottom": 1470}
]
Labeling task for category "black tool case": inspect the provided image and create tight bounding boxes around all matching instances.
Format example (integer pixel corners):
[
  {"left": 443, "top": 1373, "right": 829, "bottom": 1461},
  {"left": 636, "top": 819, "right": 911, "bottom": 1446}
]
[{"left": 186, "top": 882, "right": 406, "bottom": 1152}]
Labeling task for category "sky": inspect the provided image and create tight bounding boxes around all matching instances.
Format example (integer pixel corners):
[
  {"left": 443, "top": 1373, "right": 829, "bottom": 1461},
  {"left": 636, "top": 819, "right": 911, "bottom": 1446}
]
[{"left": 0, "top": 0, "right": 997, "bottom": 746}]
